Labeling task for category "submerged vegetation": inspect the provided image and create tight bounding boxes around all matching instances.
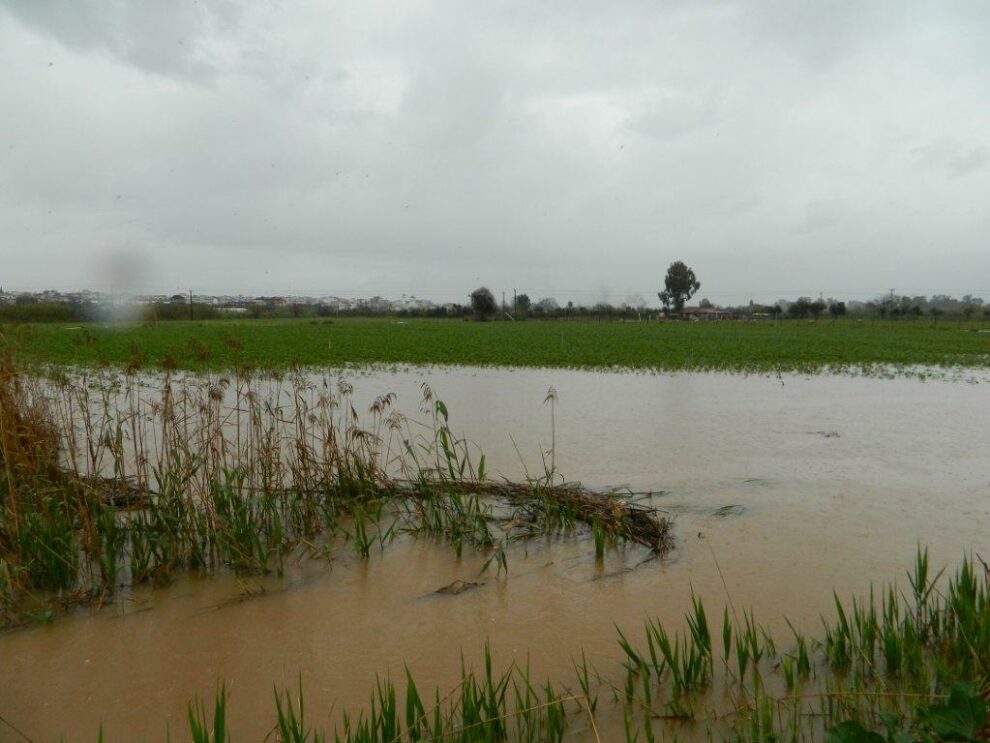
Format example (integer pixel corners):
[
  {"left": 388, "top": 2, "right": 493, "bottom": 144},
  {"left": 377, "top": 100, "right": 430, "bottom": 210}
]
[
  {"left": 180, "top": 548, "right": 990, "bottom": 742},
  {"left": 0, "top": 359, "right": 670, "bottom": 627},
  {"left": 2, "top": 358, "right": 988, "bottom": 741},
  {"left": 2, "top": 317, "right": 990, "bottom": 374}
]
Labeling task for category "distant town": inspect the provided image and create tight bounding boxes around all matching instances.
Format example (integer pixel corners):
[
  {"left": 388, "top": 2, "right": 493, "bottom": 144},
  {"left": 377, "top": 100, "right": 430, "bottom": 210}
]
[
  {"left": 0, "top": 286, "right": 986, "bottom": 322},
  {"left": 0, "top": 288, "right": 438, "bottom": 314}
]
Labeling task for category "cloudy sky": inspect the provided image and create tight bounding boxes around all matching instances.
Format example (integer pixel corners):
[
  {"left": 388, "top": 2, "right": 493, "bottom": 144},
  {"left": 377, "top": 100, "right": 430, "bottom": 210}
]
[{"left": 2, "top": 1, "right": 989, "bottom": 305}]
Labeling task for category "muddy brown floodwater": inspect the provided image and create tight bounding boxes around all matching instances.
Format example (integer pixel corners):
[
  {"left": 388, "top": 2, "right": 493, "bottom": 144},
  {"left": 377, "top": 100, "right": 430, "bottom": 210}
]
[{"left": 2, "top": 368, "right": 989, "bottom": 741}]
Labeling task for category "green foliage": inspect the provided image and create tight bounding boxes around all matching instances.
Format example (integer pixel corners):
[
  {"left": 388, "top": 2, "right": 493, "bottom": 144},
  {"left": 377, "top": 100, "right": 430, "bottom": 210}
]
[
  {"left": 921, "top": 683, "right": 987, "bottom": 741},
  {"left": 830, "top": 302, "right": 848, "bottom": 318},
  {"left": 470, "top": 287, "right": 498, "bottom": 319},
  {"left": 0, "top": 302, "right": 90, "bottom": 323},
  {"left": 826, "top": 720, "right": 886, "bottom": 743},
  {"left": 658, "top": 261, "right": 701, "bottom": 313},
  {"left": 29, "top": 548, "right": 990, "bottom": 741},
  {"left": 168, "top": 584, "right": 990, "bottom": 743},
  {"left": 6, "top": 317, "right": 990, "bottom": 374},
  {"left": 825, "top": 683, "right": 988, "bottom": 743},
  {"left": 0, "top": 364, "right": 672, "bottom": 628},
  {"left": 187, "top": 684, "right": 229, "bottom": 743},
  {"left": 275, "top": 677, "right": 323, "bottom": 743}
]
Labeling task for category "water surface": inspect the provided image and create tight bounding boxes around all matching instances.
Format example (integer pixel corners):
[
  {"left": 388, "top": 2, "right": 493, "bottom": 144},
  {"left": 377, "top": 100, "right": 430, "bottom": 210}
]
[{"left": 2, "top": 368, "right": 988, "bottom": 740}]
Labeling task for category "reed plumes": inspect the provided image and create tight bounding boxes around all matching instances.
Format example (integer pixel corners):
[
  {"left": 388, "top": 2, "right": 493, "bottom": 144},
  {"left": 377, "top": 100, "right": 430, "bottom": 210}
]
[{"left": 0, "top": 362, "right": 672, "bottom": 626}]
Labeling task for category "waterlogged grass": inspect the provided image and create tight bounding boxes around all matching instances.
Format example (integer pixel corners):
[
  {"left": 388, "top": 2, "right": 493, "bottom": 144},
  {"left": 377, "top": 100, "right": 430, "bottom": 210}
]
[
  {"left": 3, "top": 318, "right": 990, "bottom": 373},
  {"left": 174, "top": 549, "right": 989, "bottom": 742},
  {"left": 3, "top": 356, "right": 989, "bottom": 740},
  {"left": 0, "top": 363, "right": 669, "bottom": 626}
]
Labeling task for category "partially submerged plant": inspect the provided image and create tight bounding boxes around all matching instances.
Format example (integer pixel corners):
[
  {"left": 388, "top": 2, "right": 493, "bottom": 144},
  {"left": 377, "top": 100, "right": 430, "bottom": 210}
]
[
  {"left": 0, "top": 362, "right": 672, "bottom": 626},
  {"left": 167, "top": 554, "right": 990, "bottom": 742}
]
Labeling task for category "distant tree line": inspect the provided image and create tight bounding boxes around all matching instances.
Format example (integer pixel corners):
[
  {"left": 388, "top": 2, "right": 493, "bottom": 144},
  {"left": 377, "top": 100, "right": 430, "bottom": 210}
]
[
  {"left": 0, "top": 301, "right": 93, "bottom": 323},
  {"left": 2, "top": 288, "right": 988, "bottom": 324},
  {"left": 0, "top": 300, "right": 224, "bottom": 323},
  {"left": 741, "top": 293, "right": 989, "bottom": 322}
]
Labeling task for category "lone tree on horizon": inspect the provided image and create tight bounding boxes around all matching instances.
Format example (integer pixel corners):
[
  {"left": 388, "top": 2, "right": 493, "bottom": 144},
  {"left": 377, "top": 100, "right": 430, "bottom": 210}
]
[
  {"left": 470, "top": 286, "right": 498, "bottom": 320},
  {"left": 658, "top": 261, "right": 701, "bottom": 314}
]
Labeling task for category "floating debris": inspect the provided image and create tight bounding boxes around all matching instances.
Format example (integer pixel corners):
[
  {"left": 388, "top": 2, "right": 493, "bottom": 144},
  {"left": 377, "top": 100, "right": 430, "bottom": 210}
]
[
  {"left": 433, "top": 580, "right": 484, "bottom": 596},
  {"left": 711, "top": 504, "right": 745, "bottom": 518}
]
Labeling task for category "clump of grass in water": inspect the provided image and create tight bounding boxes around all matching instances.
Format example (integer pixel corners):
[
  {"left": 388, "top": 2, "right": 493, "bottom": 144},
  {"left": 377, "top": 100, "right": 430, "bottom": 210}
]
[
  {"left": 609, "top": 548, "right": 990, "bottom": 742},
  {"left": 0, "top": 362, "right": 405, "bottom": 620},
  {"left": 173, "top": 552, "right": 989, "bottom": 742},
  {"left": 189, "top": 645, "right": 574, "bottom": 743},
  {"left": 0, "top": 363, "right": 671, "bottom": 626},
  {"left": 396, "top": 387, "right": 670, "bottom": 571},
  {"left": 187, "top": 682, "right": 229, "bottom": 743}
]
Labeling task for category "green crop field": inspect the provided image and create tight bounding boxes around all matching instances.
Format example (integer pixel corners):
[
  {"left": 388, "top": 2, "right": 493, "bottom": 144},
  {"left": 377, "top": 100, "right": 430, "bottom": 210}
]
[{"left": 1, "top": 318, "right": 989, "bottom": 373}]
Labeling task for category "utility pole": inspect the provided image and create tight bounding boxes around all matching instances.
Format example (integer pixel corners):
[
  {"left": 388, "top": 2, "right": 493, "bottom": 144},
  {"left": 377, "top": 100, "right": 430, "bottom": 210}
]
[
  {"left": 513, "top": 288, "right": 517, "bottom": 311},
  {"left": 502, "top": 291, "right": 506, "bottom": 315},
  {"left": 189, "top": 289, "right": 194, "bottom": 321}
]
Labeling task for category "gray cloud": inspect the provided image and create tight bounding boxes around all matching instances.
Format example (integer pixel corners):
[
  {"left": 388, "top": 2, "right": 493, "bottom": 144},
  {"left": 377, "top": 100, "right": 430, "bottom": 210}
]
[
  {"left": 2, "top": 0, "right": 243, "bottom": 81},
  {"left": 914, "top": 139, "right": 990, "bottom": 179},
  {"left": 2, "top": 1, "right": 990, "bottom": 303}
]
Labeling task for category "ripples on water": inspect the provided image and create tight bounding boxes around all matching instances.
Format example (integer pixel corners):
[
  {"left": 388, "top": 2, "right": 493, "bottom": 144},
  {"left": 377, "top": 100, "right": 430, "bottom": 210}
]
[{"left": 3, "top": 367, "right": 989, "bottom": 739}]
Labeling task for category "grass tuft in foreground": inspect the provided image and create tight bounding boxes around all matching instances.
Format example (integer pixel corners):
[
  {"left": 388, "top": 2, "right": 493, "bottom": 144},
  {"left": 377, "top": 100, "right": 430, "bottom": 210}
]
[{"left": 175, "top": 548, "right": 989, "bottom": 742}]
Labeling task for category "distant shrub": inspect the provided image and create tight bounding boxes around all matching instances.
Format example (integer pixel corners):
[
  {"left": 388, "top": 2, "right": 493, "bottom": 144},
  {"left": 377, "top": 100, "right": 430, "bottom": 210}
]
[
  {"left": 145, "top": 303, "right": 222, "bottom": 321},
  {"left": 0, "top": 302, "right": 90, "bottom": 323}
]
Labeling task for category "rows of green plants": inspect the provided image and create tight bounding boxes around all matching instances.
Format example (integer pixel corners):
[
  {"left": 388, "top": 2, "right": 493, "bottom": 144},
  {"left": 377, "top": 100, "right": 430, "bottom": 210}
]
[{"left": 3, "top": 318, "right": 990, "bottom": 373}]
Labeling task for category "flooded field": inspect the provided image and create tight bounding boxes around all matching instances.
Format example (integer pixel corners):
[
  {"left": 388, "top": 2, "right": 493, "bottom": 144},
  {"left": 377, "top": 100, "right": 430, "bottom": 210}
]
[{"left": 2, "top": 367, "right": 989, "bottom": 741}]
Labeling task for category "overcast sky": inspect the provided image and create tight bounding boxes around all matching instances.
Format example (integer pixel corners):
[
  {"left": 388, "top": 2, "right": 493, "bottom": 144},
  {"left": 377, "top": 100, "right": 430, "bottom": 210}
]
[{"left": 2, "top": 1, "right": 989, "bottom": 305}]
